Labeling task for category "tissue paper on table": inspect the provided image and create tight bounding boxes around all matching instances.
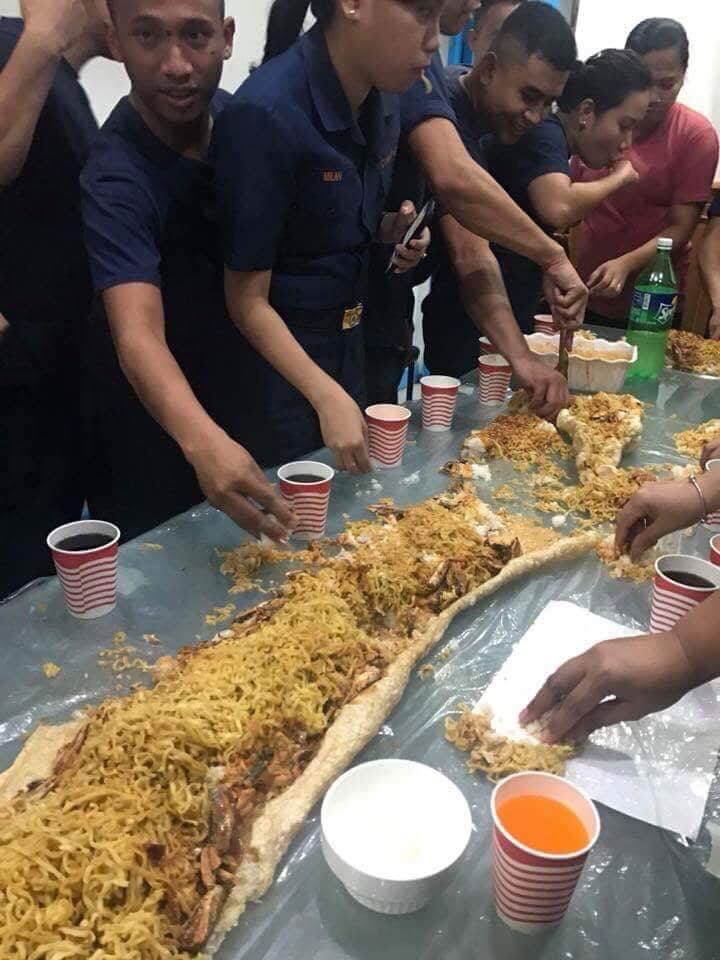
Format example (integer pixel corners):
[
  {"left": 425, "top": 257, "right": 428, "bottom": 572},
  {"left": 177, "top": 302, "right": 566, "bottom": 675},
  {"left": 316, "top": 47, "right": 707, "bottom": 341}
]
[{"left": 476, "top": 601, "right": 720, "bottom": 840}]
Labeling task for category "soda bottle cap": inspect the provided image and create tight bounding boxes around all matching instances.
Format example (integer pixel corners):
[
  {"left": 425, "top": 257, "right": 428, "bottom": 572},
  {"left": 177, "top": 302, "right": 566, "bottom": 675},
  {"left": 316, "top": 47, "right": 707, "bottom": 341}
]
[{"left": 657, "top": 237, "right": 673, "bottom": 251}]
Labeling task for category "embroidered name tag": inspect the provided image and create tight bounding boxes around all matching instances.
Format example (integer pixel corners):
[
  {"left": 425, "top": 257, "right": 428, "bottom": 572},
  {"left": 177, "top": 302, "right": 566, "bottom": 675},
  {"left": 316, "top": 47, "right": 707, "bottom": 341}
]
[{"left": 323, "top": 170, "right": 343, "bottom": 182}]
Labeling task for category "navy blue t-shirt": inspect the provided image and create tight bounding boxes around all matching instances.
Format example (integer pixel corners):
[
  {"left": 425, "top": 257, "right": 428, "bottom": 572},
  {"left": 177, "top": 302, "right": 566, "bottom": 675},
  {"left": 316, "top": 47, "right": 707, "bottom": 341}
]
[
  {"left": 487, "top": 114, "right": 569, "bottom": 330},
  {"left": 399, "top": 51, "right": 456, "bottom": 136},
  {"left": 81, "top": 92, "right": 229, "bottom": 295},
  {"left": 0, "top": 18, "right": 97, "bottom": 345},
  {"left": 212, "top": 25, "right": 401, "bottom": 313},
  {"left": 80, "top": 92, "right": 259, "bottom": 438}
]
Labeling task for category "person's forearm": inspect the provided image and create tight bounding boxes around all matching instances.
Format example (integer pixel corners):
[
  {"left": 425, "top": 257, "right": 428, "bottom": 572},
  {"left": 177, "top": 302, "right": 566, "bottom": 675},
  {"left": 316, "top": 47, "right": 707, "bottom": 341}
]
[
  {"left": 697, "top": 468, "right": 720, "bottom": 513},
  {"left": 620, "top": 223, "right": 693, "bottom": 275},
  {"left": 229, "top": 292, "right": 337, "bottom": 408},
  {"left": 672, "top": 592, "right": 720, "bottom": 688},
  {"left": 456, "top": 255, "right": 530, "bottom": 365},
  {"left": 409, "top": 121, "right": 562, "bottom": 269},
  {"left": 0, "top": 28, "right": 64, "bottom": 187},
  {"left": 559, "top": 172, "right": 627, "bottom": 227},
  {"left": 115, "top": 327, "right": 227, "bottom": 462}
]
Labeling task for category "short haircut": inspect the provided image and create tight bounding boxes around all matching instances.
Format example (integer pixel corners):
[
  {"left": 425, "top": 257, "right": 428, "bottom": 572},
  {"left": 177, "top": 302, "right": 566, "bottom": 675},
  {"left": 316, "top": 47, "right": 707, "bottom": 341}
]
[
  {"left": 491, "top": 0, "right": 577, "bottom": 73},
  {"left": 558, "top": 49, "right": 652, "bottom": 114},
  {"left": 107, "top": 0, "right": 226, "bottom": 19},
  {"left": 626, "top": 18, "right": 689, "bottom": 71},
  {"left": 471, "top": 0, "right": 523, "bottom": 28}
]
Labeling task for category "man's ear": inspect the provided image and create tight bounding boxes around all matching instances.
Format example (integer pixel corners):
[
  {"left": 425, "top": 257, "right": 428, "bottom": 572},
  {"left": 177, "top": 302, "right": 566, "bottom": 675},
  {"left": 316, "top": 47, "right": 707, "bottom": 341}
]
[
  {"left": 222, "top": 17, "right": 236, "bottom": 60},
  {"left": 476, "top": 51, "right": 498, "bottom": 87}
]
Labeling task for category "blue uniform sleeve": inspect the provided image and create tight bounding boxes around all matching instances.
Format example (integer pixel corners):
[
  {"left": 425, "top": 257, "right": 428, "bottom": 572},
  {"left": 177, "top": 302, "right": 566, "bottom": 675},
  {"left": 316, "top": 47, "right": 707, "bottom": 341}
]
[
  {"left": 710, "top": 192, "right": 720, "bottom": 219},
  {"left": 80, "top": 151, "right": 161, "bottom": 292},
  {"left": 488, "top": 119, "right": 569, "bottom": 192},
  {"left": 211, "top": 98, "right": 297, "bottom": 272},
  {"left": 400, "top": 52, "right": 456, "bottom": 135}
]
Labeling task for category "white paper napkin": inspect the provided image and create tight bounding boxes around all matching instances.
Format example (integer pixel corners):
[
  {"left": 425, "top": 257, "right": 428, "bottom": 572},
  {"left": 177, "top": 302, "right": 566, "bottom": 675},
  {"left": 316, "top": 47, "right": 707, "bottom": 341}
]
[{"left": 477, "top": 601, "right": 720, "bottom": 839}]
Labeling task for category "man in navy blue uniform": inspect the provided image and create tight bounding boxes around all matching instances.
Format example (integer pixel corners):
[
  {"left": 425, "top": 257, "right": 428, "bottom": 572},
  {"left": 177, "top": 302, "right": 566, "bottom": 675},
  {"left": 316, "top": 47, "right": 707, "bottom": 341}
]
[
  {"left": 0, "top": 0, "right": 110, "bottom": 598},
  {"left": 421, "top": 2, "right": 576, "bottom": 415},
  {"left": 82, "top": 0, "right": 293, "bottom": 543}
]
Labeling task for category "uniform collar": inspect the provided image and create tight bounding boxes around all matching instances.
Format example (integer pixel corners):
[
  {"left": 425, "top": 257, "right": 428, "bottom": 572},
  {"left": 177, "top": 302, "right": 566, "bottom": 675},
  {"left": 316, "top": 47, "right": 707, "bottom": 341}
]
[
  {"left": 300, "top": 24, "right": 395, "bottom": 144},
  {"left": 107, "top": 96, "right": 225, "bottom": 171}
]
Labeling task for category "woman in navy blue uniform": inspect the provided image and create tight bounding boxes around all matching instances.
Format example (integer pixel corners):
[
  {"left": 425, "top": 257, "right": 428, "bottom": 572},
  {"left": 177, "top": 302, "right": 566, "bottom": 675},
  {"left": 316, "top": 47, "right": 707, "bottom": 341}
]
[{"left": 211, "top": 0, "right": 438, "bottom": 473}]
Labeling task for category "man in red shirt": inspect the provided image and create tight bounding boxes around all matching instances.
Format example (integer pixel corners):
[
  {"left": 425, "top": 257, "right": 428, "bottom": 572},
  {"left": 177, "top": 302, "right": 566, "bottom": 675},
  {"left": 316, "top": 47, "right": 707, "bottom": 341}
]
[{"left": 571, "top": 18, "right": 718, "bottom": 324}]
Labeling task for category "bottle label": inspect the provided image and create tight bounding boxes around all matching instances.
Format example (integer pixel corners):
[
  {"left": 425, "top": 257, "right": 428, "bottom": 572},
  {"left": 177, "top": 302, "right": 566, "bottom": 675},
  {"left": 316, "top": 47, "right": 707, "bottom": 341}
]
[{"left": 629, "top": 290, "right": 677, "bottom": 329}]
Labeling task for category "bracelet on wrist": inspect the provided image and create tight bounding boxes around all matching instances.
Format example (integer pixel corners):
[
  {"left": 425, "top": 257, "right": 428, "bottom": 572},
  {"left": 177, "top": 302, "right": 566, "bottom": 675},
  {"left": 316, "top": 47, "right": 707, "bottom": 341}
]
[{"left": 689, "top": 475, "right": 708, "bottom": 524}]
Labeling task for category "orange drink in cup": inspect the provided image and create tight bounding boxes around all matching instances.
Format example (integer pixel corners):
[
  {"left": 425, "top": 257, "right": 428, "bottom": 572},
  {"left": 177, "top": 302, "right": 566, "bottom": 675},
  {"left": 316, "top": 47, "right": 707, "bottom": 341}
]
[{"left": 491, "top": 772, "right": 600, "bottom": 934}]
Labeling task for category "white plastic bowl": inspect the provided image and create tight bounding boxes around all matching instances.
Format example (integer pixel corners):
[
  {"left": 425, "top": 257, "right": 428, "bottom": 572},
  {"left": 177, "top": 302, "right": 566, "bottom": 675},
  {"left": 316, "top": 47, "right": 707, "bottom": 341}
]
[
  {"left": 321, "top": 759, "right": 473, "bottom": 914},
  {"left": 526, "top": 333, "right": 637, "bottom": 393}
]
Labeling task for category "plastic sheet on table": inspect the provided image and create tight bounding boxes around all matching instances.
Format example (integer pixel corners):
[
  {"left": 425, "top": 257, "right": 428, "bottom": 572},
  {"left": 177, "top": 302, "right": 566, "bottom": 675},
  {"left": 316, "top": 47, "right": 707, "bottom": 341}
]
[{"left": 1, "top": 365, "right": 720, "bottom": 959}]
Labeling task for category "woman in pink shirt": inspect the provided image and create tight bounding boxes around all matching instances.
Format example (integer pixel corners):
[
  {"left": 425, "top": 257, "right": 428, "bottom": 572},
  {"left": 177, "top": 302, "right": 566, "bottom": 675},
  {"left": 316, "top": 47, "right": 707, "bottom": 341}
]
[{"left": 572, "top": 18, "right": 719, "bottom": 325}]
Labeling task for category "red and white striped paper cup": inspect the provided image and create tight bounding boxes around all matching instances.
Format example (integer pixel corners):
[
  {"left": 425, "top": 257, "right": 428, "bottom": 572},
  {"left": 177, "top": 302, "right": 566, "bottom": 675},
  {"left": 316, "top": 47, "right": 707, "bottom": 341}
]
[
  {"left": 478, "top": 336, "right": 498, "bottom": 356},
  {"left": 478, "top": 354, "right": 512, "bottom": 405},
  {"left": 278, "top": 461, "right": 334, "bottom": 541},
  {"left": 650, "top": 554, "right": 720, "bottom": 633},
  {"left": 491, "top": 772, "right": 600, "bottom": 935},
  {"left": 420, "top": 376, "right": 460, "bottom": 432},
  {"left": 703, "top": 460, "right": 720, "bottom": 531},
  {"left": 47, "top": 520, "right": 120, "bottom": 620},
  {"left": 365, "top": 404, "right": 412, "bottom": 469},
  {"left": 534, "top": 314, "right": 558, "bottom": 336},
  {"left": 710, "top": 535, "right": 720, "bottom": 567}
]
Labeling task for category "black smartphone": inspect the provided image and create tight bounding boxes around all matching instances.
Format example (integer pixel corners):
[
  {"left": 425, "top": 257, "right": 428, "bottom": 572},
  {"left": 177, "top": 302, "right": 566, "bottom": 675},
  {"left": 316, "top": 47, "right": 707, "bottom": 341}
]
[{"left": 386, "top": 199, "right": 436, "bottom": 274}]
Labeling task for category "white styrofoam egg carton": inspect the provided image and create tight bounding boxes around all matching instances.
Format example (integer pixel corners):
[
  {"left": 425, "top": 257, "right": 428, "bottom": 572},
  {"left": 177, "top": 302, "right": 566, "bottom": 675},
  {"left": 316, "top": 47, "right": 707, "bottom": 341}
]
[{"left": 526, "top": 333, "right": 637, "bottom": 393}]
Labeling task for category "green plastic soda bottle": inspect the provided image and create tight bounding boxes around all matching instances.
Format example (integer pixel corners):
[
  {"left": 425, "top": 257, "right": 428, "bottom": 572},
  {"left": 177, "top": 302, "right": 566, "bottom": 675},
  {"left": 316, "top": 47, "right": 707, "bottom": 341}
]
[{"left": 626, "top": 237, "right": 677, "bottom": 380}]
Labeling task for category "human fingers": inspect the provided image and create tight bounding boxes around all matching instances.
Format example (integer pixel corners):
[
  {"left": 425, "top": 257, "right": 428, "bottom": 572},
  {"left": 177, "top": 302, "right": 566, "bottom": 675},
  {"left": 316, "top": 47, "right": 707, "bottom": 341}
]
[
  {"left": 562, "top": 697, "right": 645, "bottom": 742},
  {"left": 519, "top": 656, "right": 587, "bottom": 728},
  {"left": 240, "top": 470, "right": 297, "bottom": 535}
]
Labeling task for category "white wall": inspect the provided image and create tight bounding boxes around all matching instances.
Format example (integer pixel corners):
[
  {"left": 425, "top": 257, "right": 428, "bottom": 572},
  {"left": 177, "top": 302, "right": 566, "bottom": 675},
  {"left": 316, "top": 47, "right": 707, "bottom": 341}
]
[
  {"left": 1, "top": 0, "right": 718, "bottom": 135},
  {"left": 575, "top": 0, "right": 720, "bottom": 142}
]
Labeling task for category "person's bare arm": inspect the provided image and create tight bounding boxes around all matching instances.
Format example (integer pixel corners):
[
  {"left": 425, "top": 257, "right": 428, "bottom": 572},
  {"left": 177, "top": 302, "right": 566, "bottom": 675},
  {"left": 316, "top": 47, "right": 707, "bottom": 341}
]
[
  {"left": 408, "top": 118, "right": 587, "bottom": 328},
  {"left": 528, "top": 161, "right": 638, "bottom": 232},
  {"left": 224, "top": 268, "right": 371, "bottom": 474},
  {"left": 588, "top": 202, "right": 702, "bottom": 298},
  {"left": 0, "top": 0, "right": 90, "bottom": 188},
  {"left": 699, "top": 216, "right": 720, "bottom": 339},
  {"left": 440, "top": 215, "right": 568, "bottom": 418},
  {"left": 102, "top": 283, "right": 294, "bottom": 541}
]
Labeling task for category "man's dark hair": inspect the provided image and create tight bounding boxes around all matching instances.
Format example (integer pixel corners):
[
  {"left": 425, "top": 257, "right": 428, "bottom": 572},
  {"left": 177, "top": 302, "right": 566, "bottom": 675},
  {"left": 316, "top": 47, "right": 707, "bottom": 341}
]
[
  {"left": 472, "top": 0, "right": 523, "bottom": 28},
  {"left": 491, "top": 0, "right": 577, "bottom": 73},
  {"left": 626, "top": 18, "right": 689, "bottom": 71},
  {"left": 107, "top": 0, "right": 226, "bottom": 19},
  {"left": 558, "top": 49, "right": 652, "bottom": 114}
]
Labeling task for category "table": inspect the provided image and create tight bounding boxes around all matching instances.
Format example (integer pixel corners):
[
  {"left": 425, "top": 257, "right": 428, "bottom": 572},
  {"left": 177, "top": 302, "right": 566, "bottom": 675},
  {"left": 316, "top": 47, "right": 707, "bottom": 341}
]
[{"left": 2, "top": 366, "right": 720, "bottom": 960}]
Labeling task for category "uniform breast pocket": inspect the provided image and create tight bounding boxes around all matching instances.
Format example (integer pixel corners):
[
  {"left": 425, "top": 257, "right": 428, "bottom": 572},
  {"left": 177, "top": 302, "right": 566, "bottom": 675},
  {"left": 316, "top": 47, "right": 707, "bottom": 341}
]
[{"left": 300, "top": 164, "right": 363, "bottom": 220}]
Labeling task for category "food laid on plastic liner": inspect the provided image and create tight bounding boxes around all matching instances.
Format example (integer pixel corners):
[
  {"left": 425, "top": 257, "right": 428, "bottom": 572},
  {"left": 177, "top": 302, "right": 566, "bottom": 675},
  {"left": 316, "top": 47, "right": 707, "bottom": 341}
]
[
  {"left": 445, "top": 705, "right": 573, "bottom": 781},
  {"left": 533, "top": 464, "right": 693, "bottom": 525},
  {"left": 674, "top": 418, "right": 720, "bottom": 459},
  {"left": 0, "top": 484, "right": 599, "bottom": 959},
  {"left": 458, "top": 413, "right": 569, "bottom": 478},
  {"left": 667, "top": 330, "right": 720, "bottom": 377},
  {"left": 556, "top": 393, "right": 645, "bottom": 481}
]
